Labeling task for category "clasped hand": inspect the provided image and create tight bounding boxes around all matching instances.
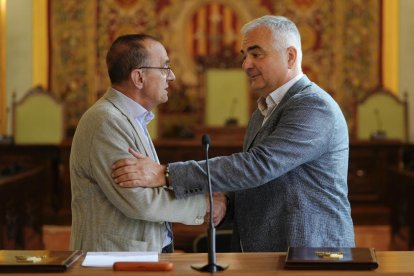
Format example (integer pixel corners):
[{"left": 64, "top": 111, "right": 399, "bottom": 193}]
[{"left": 204, "top": 192, "right": 227, "bottom": 226}]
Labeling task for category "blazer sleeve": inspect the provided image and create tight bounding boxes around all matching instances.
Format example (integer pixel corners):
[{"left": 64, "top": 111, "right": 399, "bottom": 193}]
[
  {"left": 87, "top": 111, "right": 206, "bottom": 225},
  {"left": 170, "top": 90, "right": 346, "bottom": 199}
]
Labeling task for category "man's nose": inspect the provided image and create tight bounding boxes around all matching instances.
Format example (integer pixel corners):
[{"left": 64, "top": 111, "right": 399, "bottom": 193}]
[
  {"left": 242, "top": 57, "right": 253, "bottom": 71},
  {"left": 168, "top": 70, "right": 176, "bottom": 81}
]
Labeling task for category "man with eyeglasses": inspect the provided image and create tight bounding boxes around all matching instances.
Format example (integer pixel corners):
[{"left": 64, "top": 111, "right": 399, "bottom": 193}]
[{"left": 69, "top": 34, "right": 227, "bottom": 252}]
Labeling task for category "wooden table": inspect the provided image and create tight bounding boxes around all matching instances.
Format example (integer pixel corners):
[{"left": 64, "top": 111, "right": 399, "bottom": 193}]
[
  {"left": 389, "top": 167, "right": 414, "bottom": 250},
  {"left": 8, "top": 252, "right": 414, "bottom": 275}
]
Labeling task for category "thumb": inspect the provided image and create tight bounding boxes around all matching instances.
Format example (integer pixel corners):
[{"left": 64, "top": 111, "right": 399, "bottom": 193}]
[{"left": 128, "top": 147, "right": 146, "bottom": 159}]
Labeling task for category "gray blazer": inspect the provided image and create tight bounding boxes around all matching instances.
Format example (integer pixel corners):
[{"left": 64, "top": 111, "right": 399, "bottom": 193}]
[
  {"left": 69, "top": 88, "right": 206, "bottom": 252},
  {"left": 170, "top": 76, "right": 355, "bottom": 251}
]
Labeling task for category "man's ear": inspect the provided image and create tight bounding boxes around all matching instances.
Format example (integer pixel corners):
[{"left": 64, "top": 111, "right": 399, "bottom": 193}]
[
  {"left": 286, "top": 47, "right": 297, "bottom": 69},
  {"left": 131, "top": 69, "right": 144, "bottom": 89}
]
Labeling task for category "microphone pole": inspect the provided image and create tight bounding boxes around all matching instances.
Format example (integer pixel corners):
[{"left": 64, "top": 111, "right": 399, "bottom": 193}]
[{"left": 191, "top": 134, "right": 228, "bottom": 273}]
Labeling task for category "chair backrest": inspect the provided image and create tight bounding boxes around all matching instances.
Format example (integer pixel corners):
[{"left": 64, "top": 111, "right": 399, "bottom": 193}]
[
  {"left": 356, "top": 87, "right": 408, "bottom": 141},
  {"left": 192, "top": 229, "right": 233, "bottom": 253},
  {"left": 205, "top": 69, "right": 249, "bottom": 127},
  {"left": 12, "top": 86, "right": 64, "bottom": 144}
]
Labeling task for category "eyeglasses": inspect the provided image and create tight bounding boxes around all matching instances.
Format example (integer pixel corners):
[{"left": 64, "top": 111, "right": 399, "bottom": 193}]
[{"left": 137, "top": 66, "right": 172, "bottom": 78}]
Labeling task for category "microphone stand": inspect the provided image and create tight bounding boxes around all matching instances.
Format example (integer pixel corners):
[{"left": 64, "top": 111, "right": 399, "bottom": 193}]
[{"left": 191, "top": 134, "right": 229, "bottom": 273}]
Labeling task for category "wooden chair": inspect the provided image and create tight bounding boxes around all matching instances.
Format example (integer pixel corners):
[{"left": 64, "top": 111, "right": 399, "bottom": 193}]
[
  {"left": 356, "top": 86, "right": 408, "bottom": 141},
  {"left": 12, "top": 86, "right": 64, "bottom": 144},
  {"left": 0, "top": 165, "right": 47, "bottom": 249},
  {"left": 204, "top": 68, "right": 249, "bottom": 127}
]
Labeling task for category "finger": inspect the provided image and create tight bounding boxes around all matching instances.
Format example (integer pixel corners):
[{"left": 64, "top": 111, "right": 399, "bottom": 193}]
[
  {"left": 213, "top": 213, "right": 224, "bottom": 226},
  {"left": 117, "top": 179, "right": 142, "bottom": 188},
  {"left": 205, "top": 196, "right": 210, "bottom": 213},
  {"left": 112, "top": 158, "right": 137, "bottom": 169},
  {"left": 113, "top": 172, "right": 139, "bottom": 183},
  {"left": 128, "top": 148, "right": 146, "bottom": 159},
  {"left": 112, "top": 165, "right": 136, "bottom": 178},
  {"left": 213, "top": 215, "right": 220, "bottom": 226}
]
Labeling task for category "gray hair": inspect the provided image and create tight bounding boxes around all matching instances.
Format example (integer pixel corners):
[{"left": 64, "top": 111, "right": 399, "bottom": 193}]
[{"left": 241, "top": 15, "right": 302, "bottom": 54}]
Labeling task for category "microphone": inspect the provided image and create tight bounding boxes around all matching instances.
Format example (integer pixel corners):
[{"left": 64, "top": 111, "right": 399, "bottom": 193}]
[
  {"left": 371, "top": 109, "right": 386, "bottom": 139},
  {"left": 202, "top": 134, "right": 210, "bottom": 151},
  {"left": 191, "top": 134, "right": 229, "bottom": 273},
  {"left": 374, "top": 108, "right": 382, "bottom": 131},
  {"left": 225, "top": 98, "right": 238, "bottom": 126}
]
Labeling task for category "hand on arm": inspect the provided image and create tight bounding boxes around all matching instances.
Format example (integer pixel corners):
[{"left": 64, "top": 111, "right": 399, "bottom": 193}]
[{"left": 112, "top": 148, "right": 166, "bottom": 188}]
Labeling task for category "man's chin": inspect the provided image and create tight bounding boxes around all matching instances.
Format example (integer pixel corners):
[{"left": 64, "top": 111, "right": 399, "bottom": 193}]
[
  {"left": 250, "top": 84, "right": 266, "bottom": 95},
  {"left": 250, "top": 78, "right": 264, "bottom": 89}
]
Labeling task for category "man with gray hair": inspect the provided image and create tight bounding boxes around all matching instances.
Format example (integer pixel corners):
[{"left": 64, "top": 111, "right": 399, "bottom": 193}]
[{"left": 111, "top": 15, "right": 355, "bottom": 252}]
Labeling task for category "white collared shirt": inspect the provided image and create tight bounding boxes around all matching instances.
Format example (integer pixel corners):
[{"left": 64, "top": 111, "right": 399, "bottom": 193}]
[
  {"left": 112, "top": 89, "right": 154, "bottom": 143},
  {"left": 257, "top": 73, "right": 304, "bottom": 125}
]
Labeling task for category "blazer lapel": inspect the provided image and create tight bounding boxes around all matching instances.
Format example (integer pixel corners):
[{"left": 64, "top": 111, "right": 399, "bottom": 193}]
[
  {"left": 244, "top": 75, "right": 312, "bottom": 150},
  {"left": 104, "top": 88, "right": 159, "bottom": 163},
  {"left": 244, "top": 110, "right": 264, "bottom": 150},
  {"left": 146, "top": 131, "right": 160, "bottom": 163}
]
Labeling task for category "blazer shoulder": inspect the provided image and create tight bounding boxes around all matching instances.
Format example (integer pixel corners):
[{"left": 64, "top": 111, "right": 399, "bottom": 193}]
[{"left": 287, "top": 76, "right": 333, "bottom": 104}]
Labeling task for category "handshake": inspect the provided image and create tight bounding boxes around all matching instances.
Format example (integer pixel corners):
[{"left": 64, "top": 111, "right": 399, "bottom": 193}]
[
  {"left": 111, "top": 148, "right": 229, "bottom": 227},
  {"left": 204, "top": 192, "right": 228, "bottom": 226}
]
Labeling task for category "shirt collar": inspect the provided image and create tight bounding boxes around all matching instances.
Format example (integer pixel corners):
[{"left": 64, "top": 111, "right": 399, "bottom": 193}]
[
  {"left": 257, "top": 73, "right": 304, "bottom": 117},
  {"left": 112, "top": 88, "right": 154, "bottom": 126}
]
